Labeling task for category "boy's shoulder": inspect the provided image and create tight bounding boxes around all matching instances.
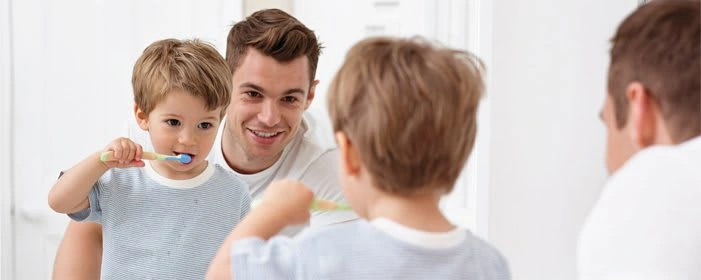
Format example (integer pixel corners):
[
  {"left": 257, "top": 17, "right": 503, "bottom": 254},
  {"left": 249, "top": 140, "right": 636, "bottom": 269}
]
[
  {"left": 211, "top": 162, "right": 248, "bottom": 186},
  {"left": 99, "top": 166, "right": 147, "bottom": 184},
  {"left": 290, "top": 221, "right": 510, "bottom": 278},
  {"left": 298, "top": 219, "right": 506, "bottom": 257}
]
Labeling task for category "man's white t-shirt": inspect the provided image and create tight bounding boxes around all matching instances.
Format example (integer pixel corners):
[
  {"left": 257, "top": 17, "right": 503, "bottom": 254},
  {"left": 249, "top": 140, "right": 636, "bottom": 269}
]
[
  {"left": 577, "top": 136, "right": 701, "bottom": 280},
  {"left": 126, "top": 113, "right": 356, "bottom": 236}
]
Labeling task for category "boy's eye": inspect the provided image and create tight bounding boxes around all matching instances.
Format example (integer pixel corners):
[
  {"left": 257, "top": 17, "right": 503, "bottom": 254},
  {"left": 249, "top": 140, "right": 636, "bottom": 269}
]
[
  {"left": 282, "top": 96, "right": 298, "bottom": 103},
  {"left": 198, "top": 122, "right": 213, "bottom": 129},
  {"left": 165, "top": 119, "right": 181, "bottom": 126}
]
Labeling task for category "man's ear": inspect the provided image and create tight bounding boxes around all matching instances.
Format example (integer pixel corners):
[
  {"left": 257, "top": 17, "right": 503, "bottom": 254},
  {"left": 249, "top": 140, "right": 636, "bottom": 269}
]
[
  {"left": 626, "top": 82, "right": 656, "bottom": 149},
  {"left": 134, "top": 104, "right": 149, "bottom": 131},
  {"left": 335, "top": 131, "right": 361, "bottom": 176},
  {"left": 304, "top": 80, "right": 319, "bottom": 110}
]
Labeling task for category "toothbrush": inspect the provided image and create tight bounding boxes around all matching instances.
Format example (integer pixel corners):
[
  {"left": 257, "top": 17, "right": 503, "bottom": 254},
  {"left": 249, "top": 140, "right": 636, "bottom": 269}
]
[
  {"left": 99, "top": 151, "right": 192, "bottom": 164},
  {"left": 251, "top": 198, "right": 352, "bottom": 211},
  {"left": 310, "top": 198, "right": 352, "bottom": 211}
]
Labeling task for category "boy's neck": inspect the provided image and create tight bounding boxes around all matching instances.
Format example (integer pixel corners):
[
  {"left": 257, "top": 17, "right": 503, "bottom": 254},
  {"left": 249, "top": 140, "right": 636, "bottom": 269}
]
[{"left": 365, "top": 191, "right": 454, "bottom": 232}]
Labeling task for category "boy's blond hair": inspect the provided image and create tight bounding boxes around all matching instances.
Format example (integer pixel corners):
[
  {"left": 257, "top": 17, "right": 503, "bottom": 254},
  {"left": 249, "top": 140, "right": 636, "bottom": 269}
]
[
  {"left": 327, "top": 37, "right": 485, "bottom": 195},
  {"left": 132, "top": 39, "right": 232, "bottom": 117}
]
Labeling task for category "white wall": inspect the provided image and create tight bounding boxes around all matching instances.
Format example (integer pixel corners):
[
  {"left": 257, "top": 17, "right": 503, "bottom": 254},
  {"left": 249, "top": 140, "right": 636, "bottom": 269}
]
[
  {"left": 0, "top": 0, "right": 13, "bottom": 278},
  {"left": 488, "top": 0, "right": 636, "bottom": 279}
]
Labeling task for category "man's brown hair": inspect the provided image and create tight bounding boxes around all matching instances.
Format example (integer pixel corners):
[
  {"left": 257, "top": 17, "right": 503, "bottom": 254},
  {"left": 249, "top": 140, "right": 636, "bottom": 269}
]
[
  {"left": 327, "top": 37, "right": 485, "bottom": 195},
  {"left": 226, "top": 8, "right": 322, "bottom": 85},
  {"left": 608, "top": 0, "right": 700, "bottom": 142},
  {"left": 132, "top": 38, "right": 232, "bottom": 117}
]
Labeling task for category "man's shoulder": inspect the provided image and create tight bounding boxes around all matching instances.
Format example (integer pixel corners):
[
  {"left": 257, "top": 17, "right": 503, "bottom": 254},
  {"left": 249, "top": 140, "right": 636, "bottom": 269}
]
[
  {"left": 281, "top": 115, "right": 339, "bottom": 170},
  {"left": 299, "top": 111, "right": 337, "bottom": 151},
  {"left": 612, "top": 137, "right": 701, "bottom": 189}
]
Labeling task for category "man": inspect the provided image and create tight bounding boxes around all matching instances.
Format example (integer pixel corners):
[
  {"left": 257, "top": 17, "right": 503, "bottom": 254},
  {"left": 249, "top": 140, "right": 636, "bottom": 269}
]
[
  {"left": 52, "top": 9, "right": 354, "bottom": 279},
  {"left": 578, "top": 1, "right": 700, "bottom": 279}
]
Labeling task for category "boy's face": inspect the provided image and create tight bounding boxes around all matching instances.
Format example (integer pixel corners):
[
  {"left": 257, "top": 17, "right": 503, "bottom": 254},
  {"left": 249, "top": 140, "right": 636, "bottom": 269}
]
[
  {"left": 225, "top": 48, "right": 317, "bottom": 163},
  {"left": 601, "top": 94, "right": 635, "bottom": 174},
  {"left": 136, "top": 90, "right": 222, "bottom": 179}
]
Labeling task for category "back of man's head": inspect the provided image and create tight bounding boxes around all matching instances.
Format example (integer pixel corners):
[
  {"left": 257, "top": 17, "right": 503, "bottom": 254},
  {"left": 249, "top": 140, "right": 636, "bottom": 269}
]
[
  {"left": 608, "top": 0, "right": 700, "bottom": 143},
  {"left": 327, "top": 36, "right": 485, "bottom": 195},
  {"left": 226, "top": 9, "right": 322, "bottom": 85}
]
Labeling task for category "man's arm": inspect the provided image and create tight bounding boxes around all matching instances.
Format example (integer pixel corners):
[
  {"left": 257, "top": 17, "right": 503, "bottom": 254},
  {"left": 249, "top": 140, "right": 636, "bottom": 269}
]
[{"left": 52, "top": 221, "right": 103, "bottom": 280}]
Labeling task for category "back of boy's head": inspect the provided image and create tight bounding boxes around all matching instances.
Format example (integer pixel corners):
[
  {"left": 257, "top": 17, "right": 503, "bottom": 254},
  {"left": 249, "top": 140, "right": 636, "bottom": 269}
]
[
  {"left": 226, "top": 8, "right": 323, "bottom": 85},
  {"left": 608, "top": 0, "right": 700, "bottom": 143},
  {"left": 327, "top": 36, "right": 485, "bottom": 195},
  {"left": 132, "top": 38, "right": 232, "bottom": 117}
]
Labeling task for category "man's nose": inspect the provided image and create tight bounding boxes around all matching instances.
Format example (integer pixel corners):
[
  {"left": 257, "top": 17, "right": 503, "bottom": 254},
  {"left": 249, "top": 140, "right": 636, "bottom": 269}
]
[{"left": 258, "top": 99, "right": 281, "bottom": 126}]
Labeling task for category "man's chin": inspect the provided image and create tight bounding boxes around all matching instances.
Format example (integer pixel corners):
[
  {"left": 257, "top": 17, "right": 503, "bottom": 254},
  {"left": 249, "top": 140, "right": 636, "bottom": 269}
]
[{"left": 247, "top": 146, "right": 284, "bottom": 160}]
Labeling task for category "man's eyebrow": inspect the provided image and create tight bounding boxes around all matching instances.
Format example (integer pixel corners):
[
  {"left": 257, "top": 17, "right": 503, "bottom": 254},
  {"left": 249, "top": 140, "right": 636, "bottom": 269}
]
[
  {"left": 283, "top": 88, "right": 306, "bottom": 96},
  {"left": 240, "top": 82, "right": 306, "bottom": 96},
  {"left": 239, "top": 82, "right": 264, "bottom": 92}
]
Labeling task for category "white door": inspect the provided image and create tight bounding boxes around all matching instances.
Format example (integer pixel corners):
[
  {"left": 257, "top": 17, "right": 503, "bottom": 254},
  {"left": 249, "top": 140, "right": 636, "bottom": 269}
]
[{"left": 7, "top": 1, "right": 241, "bottom": 278}]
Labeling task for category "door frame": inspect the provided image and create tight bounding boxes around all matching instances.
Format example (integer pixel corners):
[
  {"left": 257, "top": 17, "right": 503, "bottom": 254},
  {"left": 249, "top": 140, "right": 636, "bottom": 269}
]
[
  {"left": 434, "top": 0, "right": 493, "bottom": 238},
  {"left": 0, "top": 0, "right": 15, "bottom": 278}
]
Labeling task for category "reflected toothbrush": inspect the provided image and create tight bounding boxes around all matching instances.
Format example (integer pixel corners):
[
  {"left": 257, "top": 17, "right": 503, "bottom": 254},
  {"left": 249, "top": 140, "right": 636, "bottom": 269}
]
[{"left": 99, "top": 151, "right": 192, "bottom": 164}]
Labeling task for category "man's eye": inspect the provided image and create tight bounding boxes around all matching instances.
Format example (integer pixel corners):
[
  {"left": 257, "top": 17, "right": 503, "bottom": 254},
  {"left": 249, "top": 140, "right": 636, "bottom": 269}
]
[
  {"left": 282, "top": 96, "right": 297, "bottom": 103},
  {"left": 165, "top": 119, "right": 181, "bottom": 126},
  {"left": 246, "top": 91, "right": 261, "bottom": 98},
  {"left": 198, "top": 122, "right": 213, "bottom": 129}
]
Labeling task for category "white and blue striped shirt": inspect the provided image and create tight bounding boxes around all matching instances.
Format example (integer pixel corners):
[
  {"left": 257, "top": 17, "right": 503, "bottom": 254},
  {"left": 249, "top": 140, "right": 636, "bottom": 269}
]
[
  {"left": 232, "top": 218, "right": 510, "bottom": 279},
  {"left": 69, "top": 162, "right": 251, "bottom": 279}
]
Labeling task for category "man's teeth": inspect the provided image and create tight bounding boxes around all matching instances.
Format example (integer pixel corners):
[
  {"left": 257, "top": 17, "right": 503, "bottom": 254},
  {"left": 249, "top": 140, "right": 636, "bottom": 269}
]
[{"left": 252, "top": 130, "right": 280, "bottom": 138}]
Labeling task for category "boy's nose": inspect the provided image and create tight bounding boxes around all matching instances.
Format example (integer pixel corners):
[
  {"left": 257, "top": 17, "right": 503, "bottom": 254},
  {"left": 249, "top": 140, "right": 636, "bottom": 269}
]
[
  {"left": 258, "top": 100, "right": 281, "bottom": 126},
  {"left": 178, "top": 129, "right": 197, "bottom": 146}
]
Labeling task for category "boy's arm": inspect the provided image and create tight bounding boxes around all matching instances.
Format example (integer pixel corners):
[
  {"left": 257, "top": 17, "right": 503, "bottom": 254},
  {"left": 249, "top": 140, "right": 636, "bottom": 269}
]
[
  {"left": 47, "top": 137, "right": 144, "bottom": 214},
  {"left": 206, "top": 180, "right": 313, "bottom": 280},
  {"left": 52, "top": 221, "right": 103, "bottom": 280},
  {"left": 47, "top": 151, "right": 110, "bottom": 214}
]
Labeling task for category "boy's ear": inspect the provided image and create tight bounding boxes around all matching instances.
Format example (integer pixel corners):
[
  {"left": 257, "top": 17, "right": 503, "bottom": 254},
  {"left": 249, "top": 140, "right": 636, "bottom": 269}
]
[
  {"left": 626, "top": 82, "right": 656, "bottom": 149},
  {"left": 335, "top": 131, "right": 361, "bottom": 176},
  {"left": 304, "top": 80, "right": 319, "bottom": 110},
  {"left": 134, "top": 104, "right": 149, "bottom": 131}
]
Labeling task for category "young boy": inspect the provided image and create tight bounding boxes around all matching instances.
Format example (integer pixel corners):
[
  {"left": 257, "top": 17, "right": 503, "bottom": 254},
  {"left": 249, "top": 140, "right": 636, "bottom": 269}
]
[
  {"left": 207, "top": 36, "right": 510, "bottom": 279},
  {"left": 47, "top": 39, "right": 251, "bottom": 279}
]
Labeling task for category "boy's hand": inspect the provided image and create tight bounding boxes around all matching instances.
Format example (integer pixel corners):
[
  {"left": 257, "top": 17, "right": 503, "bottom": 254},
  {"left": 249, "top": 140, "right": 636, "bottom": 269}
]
[
  {"left": 259, "top": 180, "right": 314, "bottom": 225},
  {"left": 101, "top": 137, "right": 145, "bottom": 169}
]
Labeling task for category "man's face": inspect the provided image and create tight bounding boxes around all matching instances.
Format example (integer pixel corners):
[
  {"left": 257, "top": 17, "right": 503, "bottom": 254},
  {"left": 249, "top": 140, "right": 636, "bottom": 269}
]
[
  {"left": 602, "top": 94, "right": 636, "bottom": 174},
  {"left": 226, "top": 48, "right": 316, "bottom": 163}
]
